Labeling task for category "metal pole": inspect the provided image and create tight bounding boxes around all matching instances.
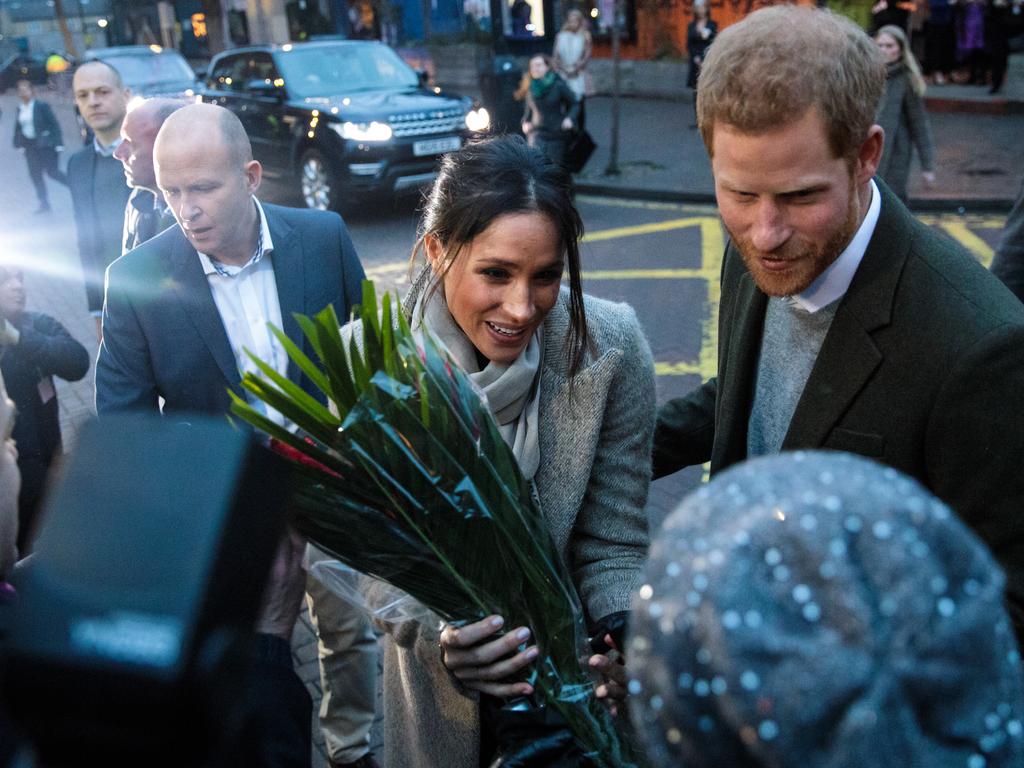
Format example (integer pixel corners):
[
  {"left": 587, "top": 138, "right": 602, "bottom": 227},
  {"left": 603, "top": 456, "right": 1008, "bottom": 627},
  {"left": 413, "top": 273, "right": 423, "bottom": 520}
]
[{"left": 604, "top": 0, "right": 621, "bottom": 176}]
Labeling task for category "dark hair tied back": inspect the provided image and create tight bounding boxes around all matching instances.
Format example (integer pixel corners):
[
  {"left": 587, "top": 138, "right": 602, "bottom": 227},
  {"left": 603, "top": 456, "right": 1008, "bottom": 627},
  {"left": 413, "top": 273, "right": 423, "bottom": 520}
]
[{"left": 414, "top": 134, "right": 589, "bottom": 377}]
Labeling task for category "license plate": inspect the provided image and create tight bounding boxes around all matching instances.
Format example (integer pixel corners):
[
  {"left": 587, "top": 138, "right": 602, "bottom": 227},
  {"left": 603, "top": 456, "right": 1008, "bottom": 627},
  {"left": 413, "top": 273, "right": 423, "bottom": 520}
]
[{"left": 413, "top": 136, "right": 461, "bottom": 157}]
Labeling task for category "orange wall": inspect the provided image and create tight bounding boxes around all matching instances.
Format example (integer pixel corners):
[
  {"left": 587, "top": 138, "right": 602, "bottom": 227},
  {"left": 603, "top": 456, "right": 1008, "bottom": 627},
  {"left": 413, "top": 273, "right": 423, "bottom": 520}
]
[{"left": 592, "top": 0, "right": 816, "bottom": 60}]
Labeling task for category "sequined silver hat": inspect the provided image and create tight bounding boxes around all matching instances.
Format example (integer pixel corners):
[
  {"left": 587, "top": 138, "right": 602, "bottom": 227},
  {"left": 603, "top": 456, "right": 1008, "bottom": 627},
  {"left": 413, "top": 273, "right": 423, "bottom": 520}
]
[{"left": 628, "top": 451, "right": 1024, "bottom": 768}]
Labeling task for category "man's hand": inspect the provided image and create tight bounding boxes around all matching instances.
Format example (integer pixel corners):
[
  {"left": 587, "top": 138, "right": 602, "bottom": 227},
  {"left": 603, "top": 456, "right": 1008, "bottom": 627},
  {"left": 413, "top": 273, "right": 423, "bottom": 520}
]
[
  {"left": 588, "top": 633, "right": 628, "bottom": 717},
  {"left": 255, "top": 529, "right": 307, "bottom": 639},
  {"left": 922, "top": 170, "right": 936, "bottom": 187},
  {"left": 440, "top": 615, "right": 538, "bottom": 698},
  {"left": 0, "top": 320, "right": 19, "bottom": 347}
]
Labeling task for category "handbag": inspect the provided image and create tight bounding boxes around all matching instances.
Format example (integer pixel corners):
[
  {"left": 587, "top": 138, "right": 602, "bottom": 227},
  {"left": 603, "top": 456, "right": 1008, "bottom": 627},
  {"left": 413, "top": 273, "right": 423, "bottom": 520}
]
[{"left": 565, "top": 129, "right": 597, "bottom": 174}]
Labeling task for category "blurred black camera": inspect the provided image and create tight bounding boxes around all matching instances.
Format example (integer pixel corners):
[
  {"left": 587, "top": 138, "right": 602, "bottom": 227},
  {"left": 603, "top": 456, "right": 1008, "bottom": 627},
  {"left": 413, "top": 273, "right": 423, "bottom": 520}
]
[{"left": 0, "top": 415, "right": 288, "bottom": 766}]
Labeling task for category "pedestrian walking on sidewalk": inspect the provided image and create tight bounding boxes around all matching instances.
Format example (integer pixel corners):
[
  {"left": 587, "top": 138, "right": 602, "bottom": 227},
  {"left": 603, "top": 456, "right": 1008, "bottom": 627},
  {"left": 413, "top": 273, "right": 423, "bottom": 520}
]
[
  {"left": 984, "top": 0, "right": 1019, "bottom": 94},
  {"left": 956, "top": 0, "right": 987, "bottom": 84},
  {"left": 875, "top": 25, "right": 936, "bottom": 201},
  {"left": 12, "top": 79, "right": 66, "bottom": 215},
  {"left": 686, "top": 1, "right": 717, "bottom": 127},
  {"left": 518, "top": 54, "right": 580, "bottom": 170},
  {"left": 554, "top": 9, "right": 593, "bottom": 129},
  {"left": 923, "top": 0, "right": 956, "bottom": 83}
]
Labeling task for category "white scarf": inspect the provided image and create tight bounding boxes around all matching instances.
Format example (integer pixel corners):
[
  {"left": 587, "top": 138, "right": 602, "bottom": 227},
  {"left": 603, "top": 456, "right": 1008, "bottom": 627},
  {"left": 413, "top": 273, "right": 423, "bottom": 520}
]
[{"left": 410, "top": 272, "right": 544, "bottom": 480}]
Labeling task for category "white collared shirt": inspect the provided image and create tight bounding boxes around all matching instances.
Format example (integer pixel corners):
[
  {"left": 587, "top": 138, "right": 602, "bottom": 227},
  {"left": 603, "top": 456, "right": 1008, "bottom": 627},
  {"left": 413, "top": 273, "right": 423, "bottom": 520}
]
[
  {"left": 17, "top": 100, "right": 36, "bottom": 140},
  {"left": 197, "top": 197, "right": 288, "bottom": 426},
  {"left": 786, "top": 179, "right": 882, "bottom": 314},
  {"left": 93, "top": 136, "right": 122, "bottom": 157}
]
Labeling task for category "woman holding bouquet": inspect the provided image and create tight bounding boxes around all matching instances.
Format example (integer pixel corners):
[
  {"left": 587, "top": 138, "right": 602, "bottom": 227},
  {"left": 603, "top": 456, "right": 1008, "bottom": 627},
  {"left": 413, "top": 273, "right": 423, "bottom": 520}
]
[{"left": 316, "top": 135, "right": 656, "bottom": 768}]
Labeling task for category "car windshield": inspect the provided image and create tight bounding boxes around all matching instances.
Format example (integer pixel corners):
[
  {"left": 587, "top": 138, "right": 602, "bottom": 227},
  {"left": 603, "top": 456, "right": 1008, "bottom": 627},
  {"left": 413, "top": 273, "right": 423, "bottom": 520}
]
[
  {"left": 103, "top": 52, "right": 195, "bottom": 88},
  {"left": 276, "top": 44, "right": 419, "bottom": 98}
]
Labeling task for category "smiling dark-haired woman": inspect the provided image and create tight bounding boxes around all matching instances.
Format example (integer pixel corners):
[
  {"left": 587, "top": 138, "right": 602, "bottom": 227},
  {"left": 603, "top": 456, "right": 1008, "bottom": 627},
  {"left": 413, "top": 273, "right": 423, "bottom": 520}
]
[{"left": 310, "top": 134, "right": 656, "bottom": 768}]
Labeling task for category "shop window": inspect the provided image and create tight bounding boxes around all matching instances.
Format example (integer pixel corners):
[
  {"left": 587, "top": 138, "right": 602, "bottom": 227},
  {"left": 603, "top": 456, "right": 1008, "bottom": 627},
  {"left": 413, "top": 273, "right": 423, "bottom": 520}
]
[{"left": 503, "top": 0, "right": 545, "bottom": 38}]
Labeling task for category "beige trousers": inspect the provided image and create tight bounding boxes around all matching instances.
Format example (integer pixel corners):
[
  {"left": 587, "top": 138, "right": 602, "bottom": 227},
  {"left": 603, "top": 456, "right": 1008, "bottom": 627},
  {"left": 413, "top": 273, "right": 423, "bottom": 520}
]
[{"left": 306, "top": 559, "right": 379, "bottom": 765}]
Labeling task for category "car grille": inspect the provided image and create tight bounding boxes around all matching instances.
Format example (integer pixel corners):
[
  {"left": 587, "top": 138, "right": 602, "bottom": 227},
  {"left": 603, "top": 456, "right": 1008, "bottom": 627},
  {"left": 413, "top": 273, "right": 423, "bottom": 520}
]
[{"left": 389, "top": 108, "right": 465, "bottom": 138}]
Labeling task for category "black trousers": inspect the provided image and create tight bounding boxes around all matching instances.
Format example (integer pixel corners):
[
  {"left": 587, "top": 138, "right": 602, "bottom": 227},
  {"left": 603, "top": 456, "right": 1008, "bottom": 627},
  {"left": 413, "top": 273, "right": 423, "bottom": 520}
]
[{"left": 24, "top": 145, "right": 67, "bottom": 206}]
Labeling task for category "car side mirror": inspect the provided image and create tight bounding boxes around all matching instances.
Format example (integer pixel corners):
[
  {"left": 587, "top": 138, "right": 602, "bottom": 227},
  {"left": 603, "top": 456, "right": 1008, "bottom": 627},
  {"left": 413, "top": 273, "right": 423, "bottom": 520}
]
[{"left": 246, "top": 79, "right": 284, "bottom": 99}]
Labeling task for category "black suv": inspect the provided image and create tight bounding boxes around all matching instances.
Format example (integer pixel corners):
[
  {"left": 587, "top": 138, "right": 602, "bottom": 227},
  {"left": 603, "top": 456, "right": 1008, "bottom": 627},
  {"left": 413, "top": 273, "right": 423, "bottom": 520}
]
[{"left": 202, "top": 41, "right": 490, "bottom": 210}]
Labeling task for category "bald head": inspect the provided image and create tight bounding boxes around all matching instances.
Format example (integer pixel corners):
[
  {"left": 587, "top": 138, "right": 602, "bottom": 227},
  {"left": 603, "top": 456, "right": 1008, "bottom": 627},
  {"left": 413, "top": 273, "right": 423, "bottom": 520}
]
[
  {"left": 154, "top": 103, "right": 263, "bottom": 265},
  {"left": 156, "top": 103, "right": 253, "bottom": 168},
  {"left": 114, "top": 98, "right": 188, "bottom": 192}
]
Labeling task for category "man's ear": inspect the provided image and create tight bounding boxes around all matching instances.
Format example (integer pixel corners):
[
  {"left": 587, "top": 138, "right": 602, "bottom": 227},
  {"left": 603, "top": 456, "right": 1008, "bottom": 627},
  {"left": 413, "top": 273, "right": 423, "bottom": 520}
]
[
  {"left": 244, "top": 160, "right": 263, "bottom": 194},
  {"left": 855, "top": 124, "right": 885, "bottom": 186}
]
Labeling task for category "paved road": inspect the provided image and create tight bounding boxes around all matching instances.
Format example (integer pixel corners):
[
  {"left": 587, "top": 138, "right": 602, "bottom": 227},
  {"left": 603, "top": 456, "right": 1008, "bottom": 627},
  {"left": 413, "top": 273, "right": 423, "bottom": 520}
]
[{"left": 0, "top": 90, "right": 1011, "bottom": 765}]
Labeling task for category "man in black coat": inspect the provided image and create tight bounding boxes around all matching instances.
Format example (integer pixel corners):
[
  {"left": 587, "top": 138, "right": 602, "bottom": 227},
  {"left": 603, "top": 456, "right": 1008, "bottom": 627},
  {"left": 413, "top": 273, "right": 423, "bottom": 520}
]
[
  {"left": 113, "top": 97, "right": 185, "bottom": 254},
  {"left": 67, "top": 61, "right": 131, "bottom": 338},
  {"left": 12, "top": 79, "right": 66, "bottom": 214},
  {"left": 653, "top": 6, "right": 1024, "bottom": 640}
]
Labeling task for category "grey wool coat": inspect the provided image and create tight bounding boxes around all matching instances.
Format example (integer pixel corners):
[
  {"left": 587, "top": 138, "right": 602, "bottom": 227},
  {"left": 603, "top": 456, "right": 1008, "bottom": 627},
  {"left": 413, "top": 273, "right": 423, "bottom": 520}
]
[
  {"left": 875, "top": 62, "right": 935, "bottom": 201},
  {"left": 380, "top": 281, "right": 656, "bottom": 768}
]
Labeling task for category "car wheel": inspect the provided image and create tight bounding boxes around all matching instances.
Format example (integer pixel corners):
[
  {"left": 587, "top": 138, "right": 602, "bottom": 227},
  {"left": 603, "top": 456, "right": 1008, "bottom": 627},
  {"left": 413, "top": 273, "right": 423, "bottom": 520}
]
[{"left": 298, "top": 148, "right": 341, "bottom": 211}]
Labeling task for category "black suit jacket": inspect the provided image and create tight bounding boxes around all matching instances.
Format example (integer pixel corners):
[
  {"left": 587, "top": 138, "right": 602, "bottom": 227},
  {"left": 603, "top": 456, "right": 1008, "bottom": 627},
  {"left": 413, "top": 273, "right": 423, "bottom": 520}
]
[
  {"left": 67, "top": 146, "right": 132, "bottom": 312},
  {"left": 655, "top": 182, "right": 1024, "bottom": 632},
  {"left": 12, "top": 100, "right": 62, "bottom": 150},
  {"left": 95, "top": 202, "right": 366, "bottom": 417}
]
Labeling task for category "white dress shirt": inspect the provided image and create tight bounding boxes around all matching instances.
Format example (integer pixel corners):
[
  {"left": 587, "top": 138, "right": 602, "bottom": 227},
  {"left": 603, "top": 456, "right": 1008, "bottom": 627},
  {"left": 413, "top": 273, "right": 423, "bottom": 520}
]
[
  {"left": 197, "top": 198, "right": 289, "bottom": 426},
  {"left": 786, "top": 179, "right": 882, "bottom": 314},
  {"left": 17, "top": 100, "right": 36, "bottom": 141},
  {"left": 93, "top": 136, "right": 122, "bottom": 157}
]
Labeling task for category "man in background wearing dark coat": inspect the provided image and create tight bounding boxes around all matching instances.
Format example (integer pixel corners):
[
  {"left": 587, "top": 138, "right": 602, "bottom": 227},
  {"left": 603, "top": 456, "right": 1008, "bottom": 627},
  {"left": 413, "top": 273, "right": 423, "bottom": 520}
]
[
  {"left": 67, "top": 61, "right": 131, "bottom": 339},
  {"left": 113, "top": 97, "right": 185, "bottom": 254},
  {"left": 654, "top": 6, "right": 1024, "bottom": 641},
  {"left": 12, "top": 79, "right": 66, "bottom": 214}
]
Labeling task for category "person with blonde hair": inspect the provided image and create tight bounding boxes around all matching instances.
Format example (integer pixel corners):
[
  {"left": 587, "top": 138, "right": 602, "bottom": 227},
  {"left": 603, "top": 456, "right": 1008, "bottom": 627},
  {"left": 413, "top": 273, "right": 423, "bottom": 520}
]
[
  {"left": 516, "top": 54, "right": 580, "bottom": 169},
  {"left": 654, "top": 5, "right": 1024, "bottom": 647},
  {"left": 875, "top": 24, "right": 936, "bottom": 201},
  {"left": 553, "top": 9, "right": 593, "bottom": 127}
]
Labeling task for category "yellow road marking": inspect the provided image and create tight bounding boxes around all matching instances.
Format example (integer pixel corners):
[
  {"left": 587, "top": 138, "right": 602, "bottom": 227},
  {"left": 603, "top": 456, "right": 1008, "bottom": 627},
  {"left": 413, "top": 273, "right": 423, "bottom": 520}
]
[
  {"left": 583, "top": 268, "right": 704, "bottom": 279},
  {"left": 938, "top": 221, "right": 995, "bottom": 267},
  {"left": 582, "top": 217, "right": 716, "bottom": 243}
]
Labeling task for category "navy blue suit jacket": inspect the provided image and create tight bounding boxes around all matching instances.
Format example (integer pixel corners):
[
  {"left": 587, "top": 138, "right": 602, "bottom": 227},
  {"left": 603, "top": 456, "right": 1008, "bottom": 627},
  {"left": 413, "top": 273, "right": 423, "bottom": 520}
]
[{"left": 95, "top": 202, "right": 365, "bottom": 417}]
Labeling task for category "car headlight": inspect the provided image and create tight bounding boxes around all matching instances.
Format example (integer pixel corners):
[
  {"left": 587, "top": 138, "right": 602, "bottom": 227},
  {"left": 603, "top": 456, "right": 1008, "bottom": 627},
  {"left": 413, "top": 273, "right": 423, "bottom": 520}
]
[
  {"left": 330, "top": 121, "right": 393, "bottom": 142},
  {"left": 465, "top": 107, "right": 490, "bottom": 132}
]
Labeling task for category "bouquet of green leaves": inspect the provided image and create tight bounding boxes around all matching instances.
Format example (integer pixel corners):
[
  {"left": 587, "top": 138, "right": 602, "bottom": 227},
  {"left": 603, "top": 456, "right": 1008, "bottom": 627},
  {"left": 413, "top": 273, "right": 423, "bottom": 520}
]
[{"left": 230, "top": 282, "right": 639, "bottom": 768}]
